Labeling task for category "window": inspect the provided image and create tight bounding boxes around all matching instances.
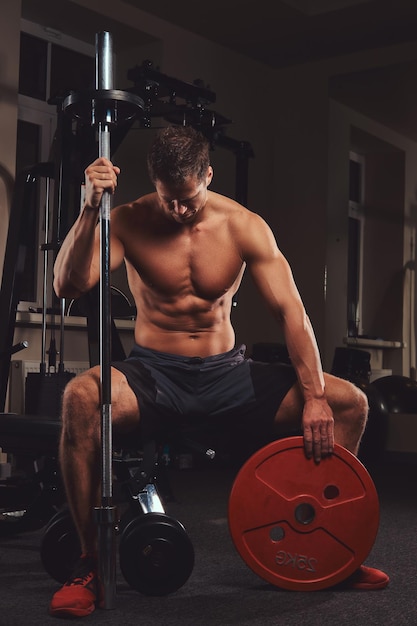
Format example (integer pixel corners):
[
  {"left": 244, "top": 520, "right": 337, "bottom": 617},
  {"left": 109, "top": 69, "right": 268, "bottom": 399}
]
[
  {"left": 19, "top": 32, "right": 48, "bottom": 101},
  {"left": 16, "top": 20, "right": 94, "bottom": 310},
  {"left": 19, "top": 20, "right": 95, "bottom": 104},
  {"left": 347, "top": 151, "right": 365, "bottom": 337}
]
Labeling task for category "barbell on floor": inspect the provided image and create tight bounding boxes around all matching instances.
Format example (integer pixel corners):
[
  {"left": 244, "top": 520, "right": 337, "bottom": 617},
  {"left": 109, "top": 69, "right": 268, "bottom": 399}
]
[{"left": 40, "top": 483, "right": 195, "bottom": 596}]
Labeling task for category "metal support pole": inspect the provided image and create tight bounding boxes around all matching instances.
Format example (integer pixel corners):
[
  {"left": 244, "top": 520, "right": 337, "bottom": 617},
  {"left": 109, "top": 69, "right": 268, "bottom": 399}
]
[
  {"left": 94, "top": 30, "right": 117, "bottom": 611},
  {"left": 40, "top": 175, "right": 51, "bottom": 376},
  {"left": 61, "top": 31, "right": 143, "bottom": 610}
]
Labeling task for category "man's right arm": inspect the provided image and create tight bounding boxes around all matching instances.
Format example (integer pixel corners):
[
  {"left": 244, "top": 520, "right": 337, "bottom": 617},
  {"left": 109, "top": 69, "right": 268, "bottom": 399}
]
[
  {"left": 53, "top": 206, "right": 101, "bottom": 299},
  {"left": 53, "top": 157, "right": 122, "bottom": 299}
]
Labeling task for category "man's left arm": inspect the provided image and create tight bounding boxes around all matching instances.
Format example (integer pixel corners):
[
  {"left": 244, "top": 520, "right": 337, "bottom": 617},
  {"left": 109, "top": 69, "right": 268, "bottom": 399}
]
[{"left": 241, "top": 213, "right": 334, "bottom": 461}]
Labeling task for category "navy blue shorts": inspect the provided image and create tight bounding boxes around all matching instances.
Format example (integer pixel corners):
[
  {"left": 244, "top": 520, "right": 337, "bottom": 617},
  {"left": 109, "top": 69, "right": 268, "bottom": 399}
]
[{"left": 112, "top": 344, "right": 298, "bottom": 454}]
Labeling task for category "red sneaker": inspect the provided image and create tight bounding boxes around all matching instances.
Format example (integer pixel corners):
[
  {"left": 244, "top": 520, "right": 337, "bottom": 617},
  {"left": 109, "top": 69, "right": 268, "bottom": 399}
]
[
  {"left": 339, "top": 565, "right": 389, "bottom": 590},
  {"left": 49, "top": 555, "right": 98, "bottom": 617}
]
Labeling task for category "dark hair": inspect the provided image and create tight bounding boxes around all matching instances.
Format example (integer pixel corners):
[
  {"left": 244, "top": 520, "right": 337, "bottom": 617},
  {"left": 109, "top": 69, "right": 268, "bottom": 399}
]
[{"left": 147, "top": 126, "right": 210, "bottom": 185}]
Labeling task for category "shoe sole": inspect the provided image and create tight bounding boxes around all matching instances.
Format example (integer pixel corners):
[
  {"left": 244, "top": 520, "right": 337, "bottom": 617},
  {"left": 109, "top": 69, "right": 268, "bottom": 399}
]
[
  {"left": 347, "top": 580, "right": 389, "bottom": 590},
  {"left": 49, "top": 604, "right": 96, "bottom": 617}
]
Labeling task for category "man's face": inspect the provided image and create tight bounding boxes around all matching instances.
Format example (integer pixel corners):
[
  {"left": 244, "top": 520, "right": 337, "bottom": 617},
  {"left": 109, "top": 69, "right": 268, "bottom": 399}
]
[{"left": 155, "top": 167, "right": 213, "bottom": 224}]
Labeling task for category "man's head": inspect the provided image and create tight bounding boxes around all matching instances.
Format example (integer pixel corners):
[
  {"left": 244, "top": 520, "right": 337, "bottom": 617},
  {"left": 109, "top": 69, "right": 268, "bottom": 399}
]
[
  {"left": 148, "top": 126, "right": 213, "bottom": 224},
  {"left": 147, "top": 125, "right": 211, "bottom": 185}
]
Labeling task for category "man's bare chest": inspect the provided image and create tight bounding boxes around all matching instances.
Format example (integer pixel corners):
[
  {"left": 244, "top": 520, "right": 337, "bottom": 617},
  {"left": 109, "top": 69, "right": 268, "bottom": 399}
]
[{"left": 122, "top": 226, "right": 244, "bottom": 299}]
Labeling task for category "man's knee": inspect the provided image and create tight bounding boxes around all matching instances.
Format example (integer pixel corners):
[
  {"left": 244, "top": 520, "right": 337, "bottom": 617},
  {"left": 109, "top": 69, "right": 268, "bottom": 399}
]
[
  {"left": 62, "top": 369, "right": 100, "bottom": 408},
  {"left": 334, "top": 376, "right": 369, "bottom": 431},
  {"left": 61, "top": 370, "right": 101, "bottom": 440},
  {"left": 355, "top": 384, "right": 369, "bottom": 430}
]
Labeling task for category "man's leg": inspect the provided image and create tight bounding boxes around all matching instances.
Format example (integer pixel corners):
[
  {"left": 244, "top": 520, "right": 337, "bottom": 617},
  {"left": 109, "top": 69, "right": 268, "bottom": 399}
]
[
  {"left": 49, "top": 366, "right": 140, "bottom": 617},
  {"left": 272, "top": 372, "right": 388, "bottom": 590},
  {"left": 274, "top": 372, "right": 368, "bottom": 455}
]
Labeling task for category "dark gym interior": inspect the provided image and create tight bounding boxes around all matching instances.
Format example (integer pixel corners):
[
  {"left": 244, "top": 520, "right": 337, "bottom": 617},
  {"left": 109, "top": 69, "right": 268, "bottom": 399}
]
[{"left": 1, "top": 1, "right": 417, "bottom": 624}]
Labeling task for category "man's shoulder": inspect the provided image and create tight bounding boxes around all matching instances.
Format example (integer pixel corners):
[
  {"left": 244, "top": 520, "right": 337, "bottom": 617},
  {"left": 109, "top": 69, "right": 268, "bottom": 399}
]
[
  {"left": 215, "top": 195, "right": 266, "bottom": 231},
  {"left": 211, "top": 196, "right": 276, "bottom": 259},
  {"left": 112, "top": 193, "right": 157, "bottom": 217},
  {"left": 209, "top": 190, "right": 253, "bottom": 218}
]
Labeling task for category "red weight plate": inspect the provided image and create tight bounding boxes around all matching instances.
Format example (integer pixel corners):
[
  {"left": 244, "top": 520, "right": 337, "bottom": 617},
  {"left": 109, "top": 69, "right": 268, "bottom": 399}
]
[{"left": 228, "top": 436, "right": 379, "bottom": 591}]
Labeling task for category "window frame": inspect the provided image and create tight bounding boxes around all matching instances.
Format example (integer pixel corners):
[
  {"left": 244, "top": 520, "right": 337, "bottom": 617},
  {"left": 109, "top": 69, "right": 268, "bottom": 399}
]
[
  {"left": 347, "top": 150, "right": 365, "bottom": 337},
  {"left": 16, "top": 19, "right": 95, "bottom": 311}
]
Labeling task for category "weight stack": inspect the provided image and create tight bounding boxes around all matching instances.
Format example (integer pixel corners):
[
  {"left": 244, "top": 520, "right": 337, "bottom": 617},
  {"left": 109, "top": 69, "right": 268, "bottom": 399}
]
[{"left": 25, "top": 371, "right": 75, "bottom": 418}]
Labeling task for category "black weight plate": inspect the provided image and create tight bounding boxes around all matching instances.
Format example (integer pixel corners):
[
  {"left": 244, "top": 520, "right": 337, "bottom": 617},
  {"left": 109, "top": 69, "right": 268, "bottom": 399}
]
[
  {"left": 64, "top": 89, "right": 144, "bottom": 123},
  {"left": 119, "top": 513, "right": 194, "bottom": 596},
  {"left": 40, "top": 508, "right": 81, "bottom": 583}
]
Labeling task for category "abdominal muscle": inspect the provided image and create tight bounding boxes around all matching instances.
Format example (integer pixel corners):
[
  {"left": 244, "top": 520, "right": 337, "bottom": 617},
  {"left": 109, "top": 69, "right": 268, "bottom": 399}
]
[
  {"left": 131, "top": 289, "right": 237, "bottom": 358},
  {"left": 122, "top": 211, "right": 246, "bottom": 357}
]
